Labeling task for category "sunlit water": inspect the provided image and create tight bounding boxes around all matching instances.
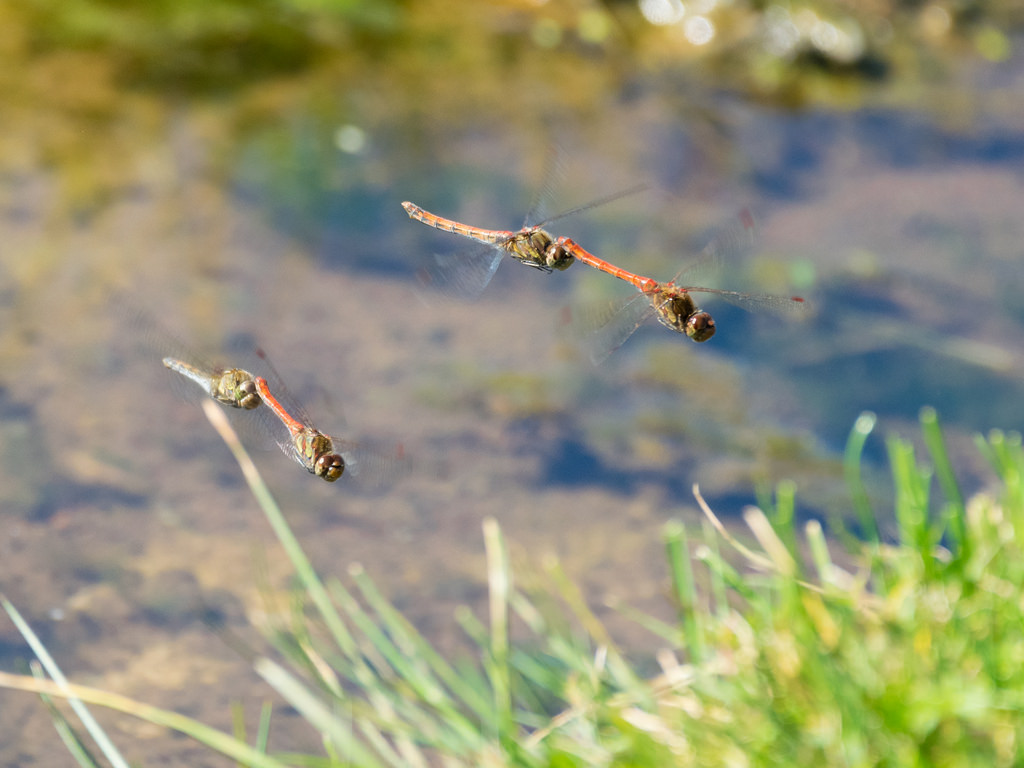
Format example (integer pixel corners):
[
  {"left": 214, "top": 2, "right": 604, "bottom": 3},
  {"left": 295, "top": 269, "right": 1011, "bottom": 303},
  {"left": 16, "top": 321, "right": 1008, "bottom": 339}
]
[{"left": 2, "top": 11, "right": 1023, "bottom": 761}]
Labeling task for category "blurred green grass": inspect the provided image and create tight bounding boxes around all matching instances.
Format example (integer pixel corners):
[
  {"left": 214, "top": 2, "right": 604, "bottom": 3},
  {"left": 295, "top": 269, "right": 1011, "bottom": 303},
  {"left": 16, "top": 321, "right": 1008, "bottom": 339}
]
[{"left": 4, "top": 402, "right": 1024, "bottom": 766}]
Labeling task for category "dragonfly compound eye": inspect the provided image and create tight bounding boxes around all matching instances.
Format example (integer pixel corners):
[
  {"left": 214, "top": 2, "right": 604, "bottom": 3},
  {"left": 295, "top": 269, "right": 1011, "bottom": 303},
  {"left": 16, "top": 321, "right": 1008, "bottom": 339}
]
[
  {"left": 686, "top": 312, "right": 716, "bottom": 342},
  {"left": 315, "top": 453, "right": 346, "bottom": 482},
  {"left": 238, "top": 379, "right": 262, "bottom": 410},
  {"left": 546, "top": 244, "right": 574, "bottom": 271}
]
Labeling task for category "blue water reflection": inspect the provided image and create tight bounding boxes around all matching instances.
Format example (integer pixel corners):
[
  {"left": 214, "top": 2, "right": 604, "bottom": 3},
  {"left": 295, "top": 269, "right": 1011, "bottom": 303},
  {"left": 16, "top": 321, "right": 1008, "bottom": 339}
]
[{"left": 228, "top": 89, "right": 1024, "bottom": 486}]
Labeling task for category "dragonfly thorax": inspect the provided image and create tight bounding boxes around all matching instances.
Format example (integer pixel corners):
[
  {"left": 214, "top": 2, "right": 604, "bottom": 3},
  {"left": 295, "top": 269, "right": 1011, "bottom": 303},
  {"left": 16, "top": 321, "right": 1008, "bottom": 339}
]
[
  {"left": 215, "top": 369, "right": 262, "bottom": 410},
  {"left": 654, "top": 291, "right": 716, "bottom": 342},
  {"left": 236, "top": 378, "right": 262, "bottom": 409},
  {"left": 305, "top": 434, "right": 346, "bottom": 481},
  {"left": 507, "top": 229, "right": 574, "bottom": 272}
]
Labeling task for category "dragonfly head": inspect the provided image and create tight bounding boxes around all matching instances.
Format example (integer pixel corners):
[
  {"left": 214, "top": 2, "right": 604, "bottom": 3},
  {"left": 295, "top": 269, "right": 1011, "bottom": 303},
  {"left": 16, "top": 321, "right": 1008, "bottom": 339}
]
[
  {"left": 685, "top": 311, "right": 716, "bottom": 342},
  {"left": 315, "top": 452, "right": 346, "bottom": 482},
  {"left": 544, "top": 240, "right": 574, "bottom": 272},
  {"left": 217, "top": 369, "right": 262, "bottom": 409},
  {"left": 236, "top": 378, "right": 262, "bottom": 410}
]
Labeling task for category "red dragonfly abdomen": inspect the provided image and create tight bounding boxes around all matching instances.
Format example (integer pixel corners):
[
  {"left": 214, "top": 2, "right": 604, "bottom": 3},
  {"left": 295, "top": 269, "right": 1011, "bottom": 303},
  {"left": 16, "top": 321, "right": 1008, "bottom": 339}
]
[
  {"left": 564, "top": 241, "right": 655, "bottom": 292},
  {"left": 401, "top": 202, "right": 510, "bottom": 245}
]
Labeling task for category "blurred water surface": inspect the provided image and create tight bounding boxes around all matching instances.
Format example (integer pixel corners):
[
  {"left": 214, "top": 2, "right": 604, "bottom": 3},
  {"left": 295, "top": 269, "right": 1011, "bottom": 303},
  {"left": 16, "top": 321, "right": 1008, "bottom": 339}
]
[{"left": 1, "top": 1, "right": 1023, "bottom": 762}]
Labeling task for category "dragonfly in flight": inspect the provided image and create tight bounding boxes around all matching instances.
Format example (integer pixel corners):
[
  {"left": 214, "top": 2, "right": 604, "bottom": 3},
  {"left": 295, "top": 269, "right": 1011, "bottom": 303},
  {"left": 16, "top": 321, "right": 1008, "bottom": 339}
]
[
  {"left": 163, "top": 357, "right": 261, "bottom": 410},
  {"left": 402, "top": 185, "right": 644, "bottom": 299},
  {"left": 567, "top": 210, "right": 807, "bottom": 363},
  {"left": 253, "top": 352, "right": 406, "bottom": 486}
]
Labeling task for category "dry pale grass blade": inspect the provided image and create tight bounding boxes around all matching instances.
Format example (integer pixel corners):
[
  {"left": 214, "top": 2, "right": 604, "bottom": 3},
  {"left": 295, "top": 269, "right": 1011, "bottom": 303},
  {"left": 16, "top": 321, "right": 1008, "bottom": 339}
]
[
  {"left": 742, "top": 505, "right": 797, "bottom": 576},
  {"left": 692, "top": 484, "right": 774, "bottom": 571},
  {"left": 1, "top": 594, "right": 131, "bottom": 768},
  {"left": 0, "top": 672, "right": 290, "bottom": 768}
]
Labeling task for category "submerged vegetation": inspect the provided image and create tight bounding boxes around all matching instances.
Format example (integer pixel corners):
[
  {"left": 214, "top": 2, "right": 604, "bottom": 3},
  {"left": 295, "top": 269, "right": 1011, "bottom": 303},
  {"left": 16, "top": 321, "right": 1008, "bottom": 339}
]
[
  {"left": 6, "top": 0, "right": 1021, "bottom": 211},
  {"left": 13, "top": 0, "right": 1021, "bottom": 95},
  {"left": 3, "top": 403, "right": 1024, "bottom": 765}
]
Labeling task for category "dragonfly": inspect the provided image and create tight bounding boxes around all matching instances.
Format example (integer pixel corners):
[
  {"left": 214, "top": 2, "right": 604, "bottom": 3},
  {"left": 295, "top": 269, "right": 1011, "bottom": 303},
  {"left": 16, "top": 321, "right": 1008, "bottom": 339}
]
[
  {"left": 401, "top": 185, "right": 645, "bottom": 299},
  {"left": 163, "top": 357, "right": 261, "bottom": 410},
  {"left": 567, "top": 210, "right": 807, "bottom": 363},
  {"left": 253, "top": 353, "right": 406, "bottom": 486}
]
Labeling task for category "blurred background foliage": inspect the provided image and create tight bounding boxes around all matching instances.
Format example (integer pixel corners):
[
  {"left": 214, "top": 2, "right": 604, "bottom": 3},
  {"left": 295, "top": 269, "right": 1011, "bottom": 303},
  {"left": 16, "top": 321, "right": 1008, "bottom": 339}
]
[{"left": 5, "top": 0, "right": 1021, "bottom": 209}]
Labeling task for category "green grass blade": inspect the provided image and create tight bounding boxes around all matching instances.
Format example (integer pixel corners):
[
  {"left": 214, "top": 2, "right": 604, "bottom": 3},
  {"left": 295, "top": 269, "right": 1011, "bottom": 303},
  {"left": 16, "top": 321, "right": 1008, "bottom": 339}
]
[
  {"left": 845, "top": 411, "right": 879, "bottom": 543},
  {"left": 255, "top": 657, "right": 383, "bottom": 767},
  {"left": 539, "top": 557, "right": 640, "bottom": 695},
  {"left": 662, "top": 520, "right": 704, "bottom": 663},
  {"left": 257, "top": 701, "right": 274, "bottom": 754},
  {"left": 978, "top": 429, "right": 1024, "bottom": 511},
  {"left": 341, "top": 567, "right": 451, "bottom": 704},
  {"left": 887, "top": 434, "right": 936, "bottom": 574},
  {"left": 455, "top": 605, "right": 488, "bottom": 649},
  {"left": 773, "top": 480, "right": 800, "bottom": 567},
  {"left": 920, "top": 406, "right": 967, "bottom": 559},
  {"left": 701, "top": 519, "right": 730, "bottom": 619},
  {"left": 231, "top": 701, "right": 247, "bottom": 749},
  {"left": 201, "top": 402, "right": 363, "bottom": 670},
  {"left": 608, "top": 597, "right": 687, "bottom": 645},
  {"left": 346, "top": 565, "right": 493, "bottom": 723},
  {"left": 326, "top": 574, "right": 483, "bottom": 753},
  {"left": 30, "top": 662, "right": 102, "bottom": 768},
  {"left": 805, "top": 519, "right": 835, "bottom": 587},
  {"left": 693, "top": 543, "right": 757, "bottom": 604},
  {"left": 744, "top": 506, "right": 797, "bottom": 578},
  {"left": 483, "top": 518, "right": 514, "bottom": 743}
]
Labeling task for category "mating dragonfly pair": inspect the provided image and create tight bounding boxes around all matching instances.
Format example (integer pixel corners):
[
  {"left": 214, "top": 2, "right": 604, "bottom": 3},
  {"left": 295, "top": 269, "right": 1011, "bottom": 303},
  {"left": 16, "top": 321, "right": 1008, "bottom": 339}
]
[
  {"left": 164, "top": 352, "right": 399, "bottom": 485},
  {"left": 402, "top": 193, "right": 806, "bottom": 363}
]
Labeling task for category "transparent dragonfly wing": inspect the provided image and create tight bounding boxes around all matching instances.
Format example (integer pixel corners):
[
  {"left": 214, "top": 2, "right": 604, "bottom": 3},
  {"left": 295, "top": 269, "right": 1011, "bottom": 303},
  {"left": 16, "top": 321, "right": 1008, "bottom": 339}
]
[
  {"left": 161, "top": 356, "right": 216, "bottom": 398},
  {"left": 521, "top": 144, "right": 568, "bottom": 228},
  {"left": 571, "top": 290, "right": 658, "bottom": 365},
  {"left": 253, "top": 351, "right": 407, "bottom": 488},
  {"left": 671, "top": 209, "right": 757, "bottom": 286},
  {"left": 250, "top": 375, "right": 325, "bottom": 474},
  {"left": 250, "top": 352, "right": 326, "bottom": 459},
  {"left": 521, "top": 143, "right": 646, "bottom": 230},
  {"left": 331, "top": 435, "right": 411, "bottom": 492},
  {"left": 159, "top": 352, "right": 224, "bottom": 407},
  {"left": 681, "top": 287, "right": 808, "bottom": 315},
  {"left": 669, "top": 211, "right": 808, "bottom": 316},
  {"left": 416, "top": 242, "right": 505, "bottom": 301},
  {"left": 114, "top": 296, "right": 274, "bottom": 449},
  {"left": 253, "top": 348, "right": 328, "bottom": 422},
  {"left": 117, "top": 297, "right": 222, "bottom": 404},
  {"left": 248, "top": 398, "right": 301, "bottom": 461}
]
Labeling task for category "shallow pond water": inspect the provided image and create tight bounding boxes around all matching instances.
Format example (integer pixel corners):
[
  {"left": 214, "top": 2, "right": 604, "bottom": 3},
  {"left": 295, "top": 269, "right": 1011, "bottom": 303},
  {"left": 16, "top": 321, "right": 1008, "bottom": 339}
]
[{"left": 2, "top": 3, "right": 1023, "bottom": 763}]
